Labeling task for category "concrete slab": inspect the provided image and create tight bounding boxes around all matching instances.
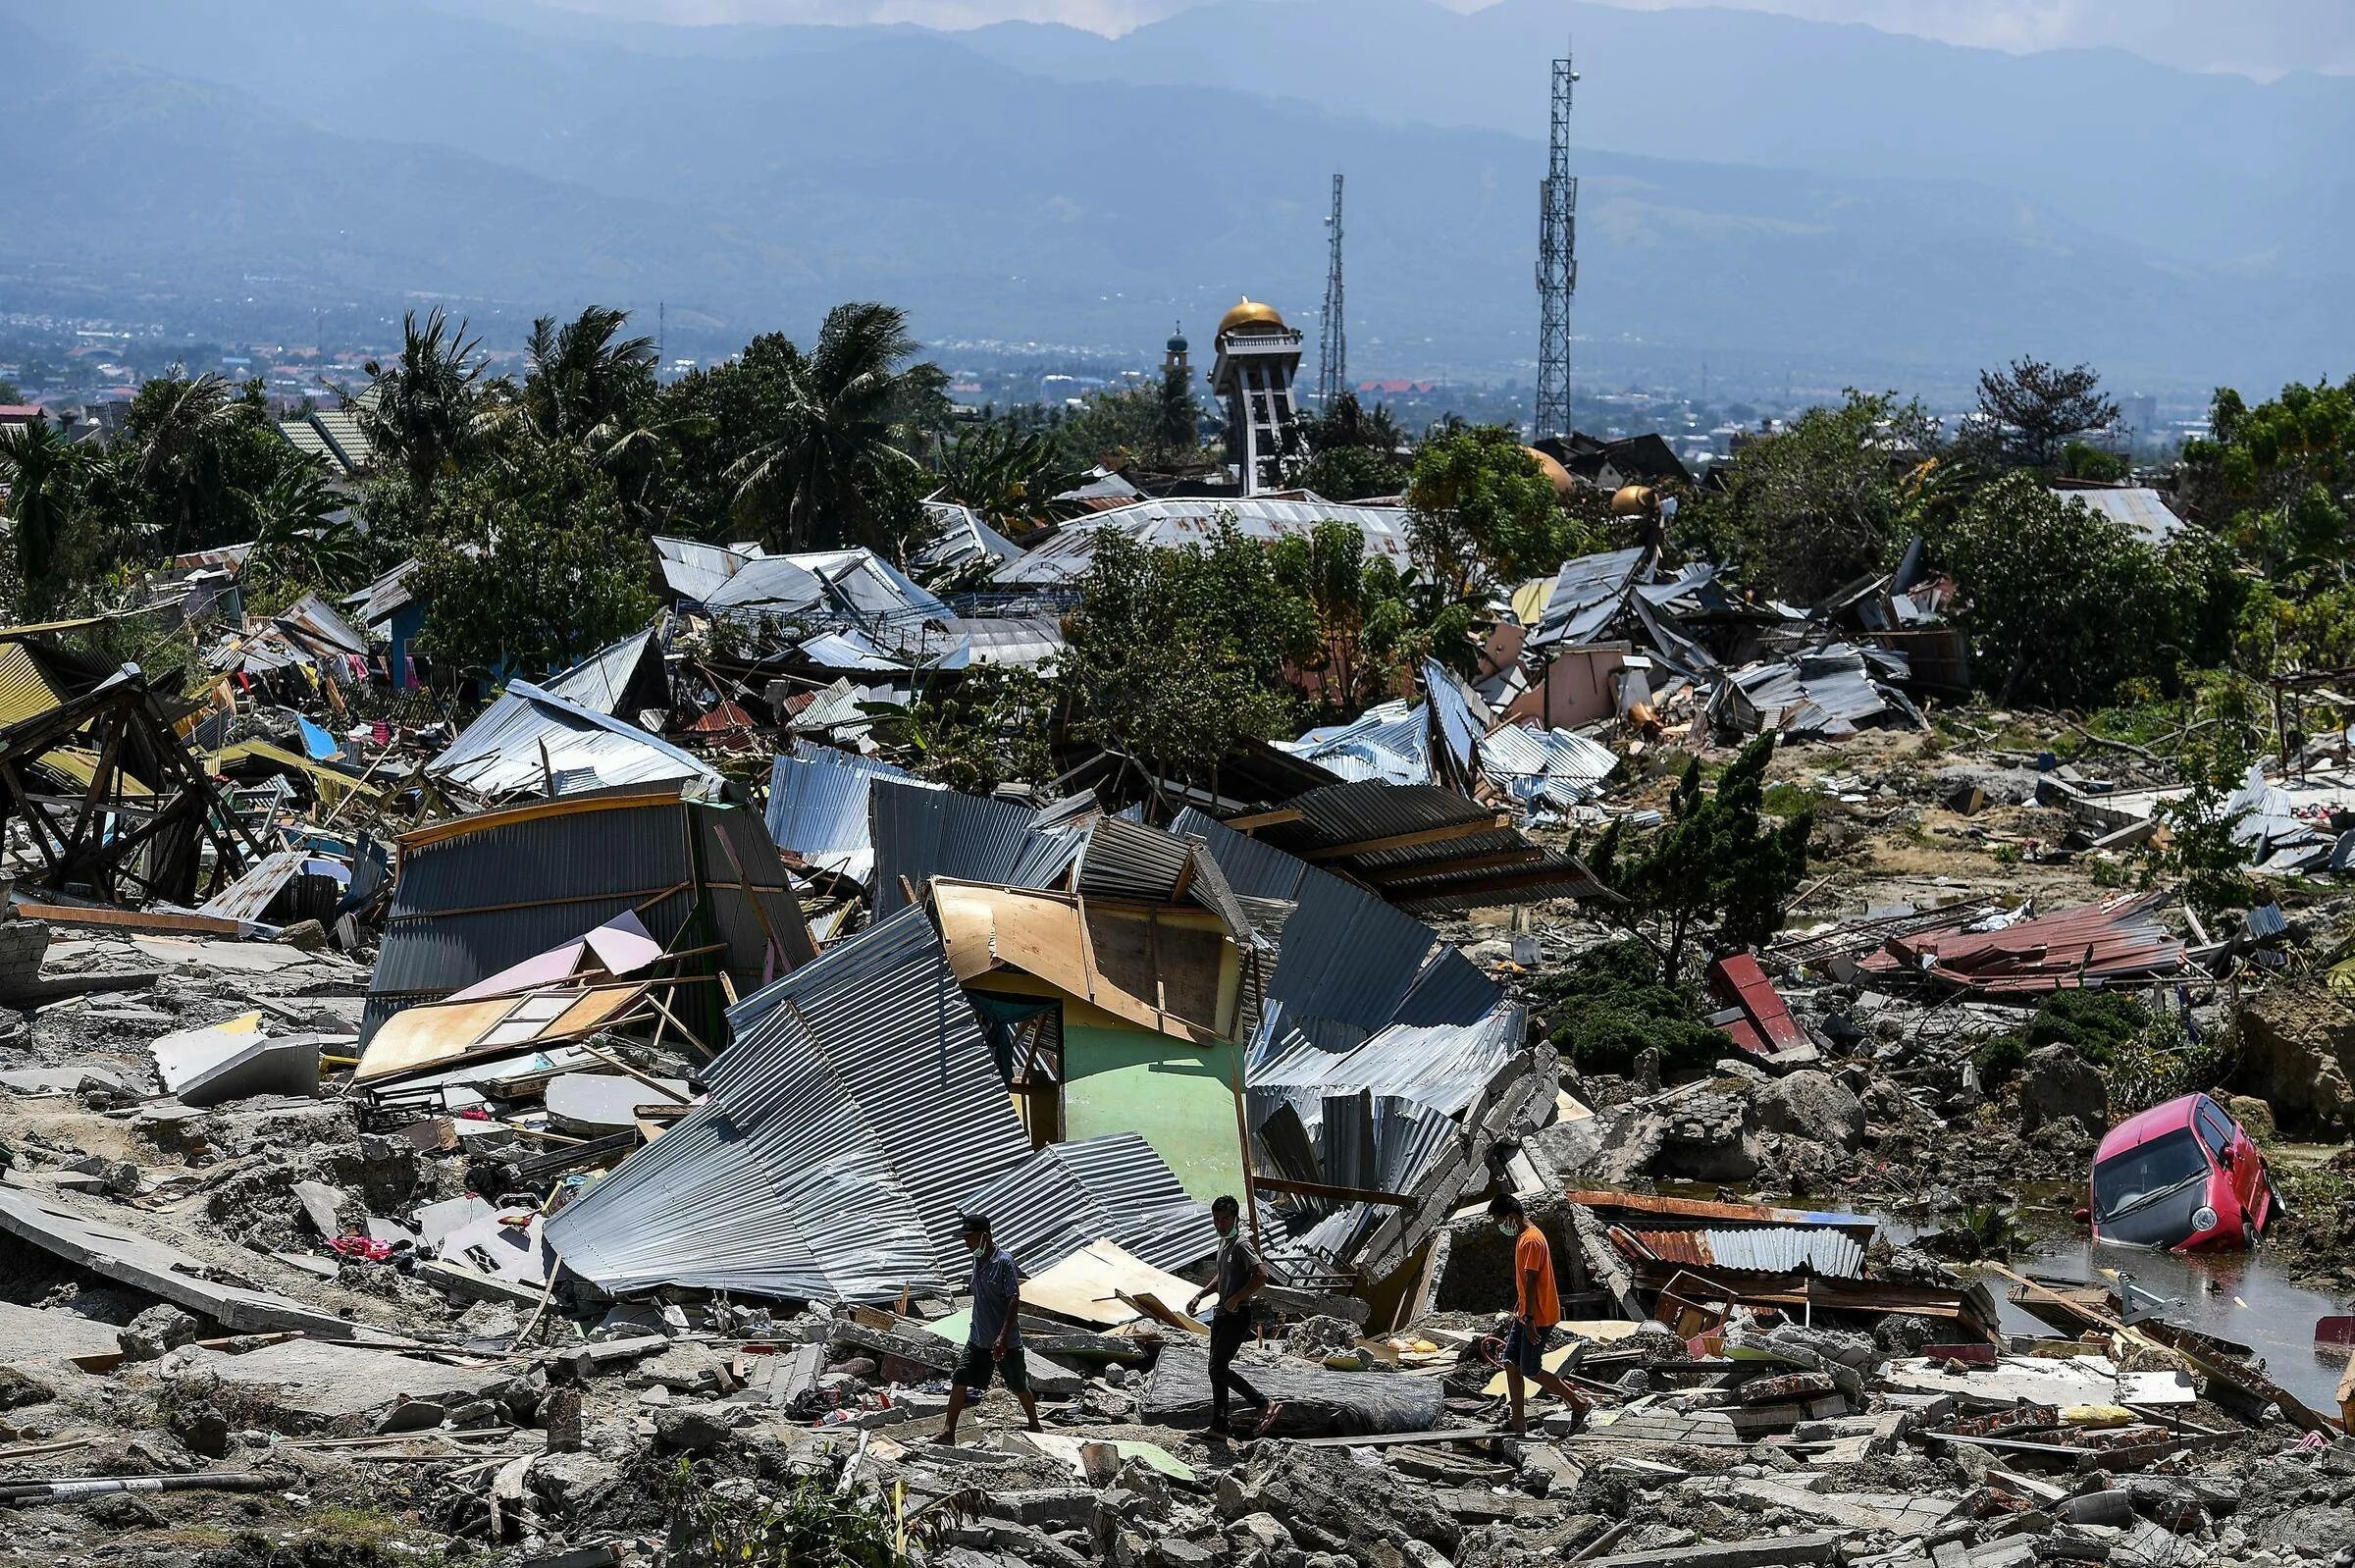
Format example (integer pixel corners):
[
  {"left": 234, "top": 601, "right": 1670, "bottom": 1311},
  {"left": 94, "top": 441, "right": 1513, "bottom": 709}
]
[
  {"left": 0, "top": 1300, "right": 125, "bottom": 1365},
  {"left": 0, "top": 1187, "right": 359, "bottom": 1338},
  {"left": 544, "top": 1071, "right": 689, "bottom": 1136},
  {"left": 171, "top": 1337, "right": 505, "bottom": 1422},
  {"left": 412, "top": 1196, "right": 496, "bottom": 1249},
  {"left": 152, "top": 1014, "right": 322, "bottom": 1106},
  {"left": 436, "top": 1211, "right": 552, "bottom": 1286},
  {"left": 0, "top": 1062, "right": 130, "bottom": 1096}
]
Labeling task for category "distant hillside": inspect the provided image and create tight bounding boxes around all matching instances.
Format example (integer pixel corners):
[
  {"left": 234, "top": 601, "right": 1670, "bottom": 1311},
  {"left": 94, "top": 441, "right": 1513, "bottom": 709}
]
[{"left": 2, "top": 0, "right": 2346, "bottom": 392}]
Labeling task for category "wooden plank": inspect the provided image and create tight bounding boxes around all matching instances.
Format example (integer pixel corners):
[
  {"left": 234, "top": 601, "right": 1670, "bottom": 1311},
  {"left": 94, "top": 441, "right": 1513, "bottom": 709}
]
[
  {"left": 12, "top": 900, "right": 248, "bottom": 936},
  {"left": 1224, "top": 808, "right": 1304, "bottom": 833},
  {"left": 1251, "top": 1175, "right": 1416, "bottom": 1208}
]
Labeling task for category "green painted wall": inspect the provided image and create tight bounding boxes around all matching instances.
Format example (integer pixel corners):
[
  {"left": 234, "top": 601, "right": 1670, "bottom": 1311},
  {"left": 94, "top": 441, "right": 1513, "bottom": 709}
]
[{"left": 1062, "top": 1022, "right": 1245, "bottom": 1204}]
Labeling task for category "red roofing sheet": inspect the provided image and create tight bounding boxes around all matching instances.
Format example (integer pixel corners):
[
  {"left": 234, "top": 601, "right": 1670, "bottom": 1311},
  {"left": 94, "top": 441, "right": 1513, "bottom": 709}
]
[
  {"left": 1708, "top": 953, "right": 1808, "bottom": 1053},
  {"left": 1858, "top": 892, "right": 2181, "bottom": 994}
]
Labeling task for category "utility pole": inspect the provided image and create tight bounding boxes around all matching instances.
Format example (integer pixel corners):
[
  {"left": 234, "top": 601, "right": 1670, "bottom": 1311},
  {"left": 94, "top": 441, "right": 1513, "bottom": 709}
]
[
  {"left": 1317, "top": 172, "right": 1346, "bottom": 408},
  {"left": 1535, "top": 42, "right": 1579, "bottom": 440}
]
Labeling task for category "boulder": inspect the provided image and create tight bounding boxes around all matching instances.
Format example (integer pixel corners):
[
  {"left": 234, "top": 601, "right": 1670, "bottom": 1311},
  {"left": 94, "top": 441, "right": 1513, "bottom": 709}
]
[
  {"left": 2221, "top": 1094, "right": 2276, "bottom": 1140},
  {"left": 0, "top": 1365, "right": 57, "bottom": 1410},
  {"left": 2237, "top": 984, "right": 2355, "bottom": 1132},
  {"left": 1756, "top": 1071, "right": 1865, "bottom": 1152},
  {"left": 654, "top": 1401, "right": 735, "bottom": 1453},
  {"left": 2017, "top": 1044, "right": 2109, "bottom": 1135},
  {"left": 118, "top": 1305, "right": 200, "bottom": 1362}
]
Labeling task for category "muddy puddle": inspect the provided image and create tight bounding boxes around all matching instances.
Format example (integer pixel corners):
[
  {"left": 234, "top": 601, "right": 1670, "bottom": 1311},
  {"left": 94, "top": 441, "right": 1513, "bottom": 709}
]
[{"left": 2007, "top": 1233, "right": 2354, "bottom": 1411}]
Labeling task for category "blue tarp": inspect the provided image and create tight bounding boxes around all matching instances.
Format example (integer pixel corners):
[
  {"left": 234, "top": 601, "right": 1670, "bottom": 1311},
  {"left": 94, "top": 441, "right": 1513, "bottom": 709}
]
[{"left": 296, "top": 716, "right": 343, "bottom": 761}]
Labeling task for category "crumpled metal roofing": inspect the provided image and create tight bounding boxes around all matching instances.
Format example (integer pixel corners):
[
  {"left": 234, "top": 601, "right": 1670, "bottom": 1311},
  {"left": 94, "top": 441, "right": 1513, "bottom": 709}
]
[
  {"left": 539, "top": 630, "right": 665, "bottom": 718},
  {"left": 1249, "top": 1003, "right": 1525, "bottom": 1119},
  {"left": 654, "top": 538, "right": 949, "bottom": 629},
  {"left": 1279, "top": 699, "right": 1430, "bottom": 785},
  {"left": 365, "top": 787, "right": 813, "bottom": 1038},
  {"left": 1617, "top": 1225, "right": 1866, "bottom": 1279},
  {"left": 1258, "top": 780, "right": 1608, "bottom": 913},
  {"left": 2053, "top": 486, "right": 2184, "bottom": 548},
  {"left": 1253, "top": 1089, "right": 1461, "bottom": 1269},
  {"left": 916, "top": 501, "right": 1025, "bottom": 576},
  {"left": 1478, "top": 722, "right": 1617, "bottom": 810},
  {"left": 1172, "top": 806, "right": 1499, "bottom": 1051},
  {"left": 764, "top": 742, "right": 936, "bottom": 864},
  {"left": 545, "top": 907, "right": 1032, "bottom": 1301},
  {"left": 869, "top": 777, "right": 1083, "bottom": 918},
  {"left": 956, "top": 1131, "right": 1217, "bottom": 1276},
  {"left": 994, "top": 497, "right": 1413, "bottom": 588},
  {"left": 1527, "top": 547, "right": 1649, "bottom": 649},
  {"left": 1721, "top": 642, "right": 1920, "bottom": 739},
  {"left": 427, "top": 680, "right": 714, "bottom": 800},
  {"left": 1858, "top": 890, "right": 2183, "bottom": 994}
]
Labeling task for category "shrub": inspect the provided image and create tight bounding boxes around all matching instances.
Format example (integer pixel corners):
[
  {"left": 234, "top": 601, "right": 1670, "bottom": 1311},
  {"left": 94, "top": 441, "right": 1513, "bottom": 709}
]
[{"left": 1531, "top": 940, "right": 1731, "bottom": 1077}]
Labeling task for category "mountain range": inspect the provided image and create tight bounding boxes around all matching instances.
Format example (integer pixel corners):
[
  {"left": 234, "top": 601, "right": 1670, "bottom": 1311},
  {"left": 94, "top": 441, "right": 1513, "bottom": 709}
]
[{"left": 4, "top": 0, "right": 2350, "bottom": 396}]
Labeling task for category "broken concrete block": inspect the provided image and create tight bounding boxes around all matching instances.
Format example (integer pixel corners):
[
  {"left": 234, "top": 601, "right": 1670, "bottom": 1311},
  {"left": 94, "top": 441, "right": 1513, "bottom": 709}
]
[
  {"left": 376, "top": 1398, "right": 447, "bottom": 1434},
  {"left": 654, "top": 1401, "right": 735, "bottom": 1452},
  {"left": 152, "top": 1014, "right": 321, "bottom": 1107},
  {"left": 118, "top": 1304, "right": 200, "bottom": 1361},
  {"left": 291, "top": 1179, "right": 352, "bottom": 1237}
]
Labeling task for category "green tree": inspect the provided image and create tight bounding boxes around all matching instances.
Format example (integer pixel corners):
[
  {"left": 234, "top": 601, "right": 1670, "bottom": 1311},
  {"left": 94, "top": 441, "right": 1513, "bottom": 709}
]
[
  {"left": 2179, "top": 376, "right": 2354, "bottom": 579},
  {"left": 1057, "top": 382, "right": 1183, "bottom": 470},
  {"left": 1973, "top": 357, "right": 2120, "bottom": 469},
  {"left": 1061, "top": 526, "right": 1308, "bottom": 789},
  {"left": 1929, "top": 472, "right": 2182, "bottom": 706},
  {"left": 727, "top": 303, "right": 947, "bottom": 553},
  {"left": 1270, "top": 518, "right": 1468, "bottom": 713},
  {"left": 877, "top": 666, "right": 1060, "bottom": 795},
  {"left": 125, "top": 373, "right": 245, "bottom": 554},
  {"left": 1684, "top": 391, "right": 1937, "bottom": 604},
  {"left": 1404, "top": 424, "right": 1569, "bottom": 602},
  {"left": 0, "top": 380, "right": 24, "bottom": 405},
  {"left": 1297, "top": 391, "right": 1409, "bottom": 500},
  {"left": 357, "top": 307, "right": 492, "bottom": 494},
  {"left": 242, "top": 453, "right": 363, "bottom": 594},
  {"left": 0, "top": 415, "right": 85, "bottom": 610},
  {"left": 938, "top": 421, "right": 1085, "bottom": 537},
  {"left": 1156, "top": 354, "right": 1202, "bottom": 459},
  {"left": 522, "top": 305, "right": 657, "bottom": 447},
  {"left": 1584, "top": 735, "right": 1812, "bottom": 985},
  {"left": 2057, "top": 441, "right": 2131, "bottom": 483},
  {"left": 410, "top": 444, "right": 658, "bottom": 683}
]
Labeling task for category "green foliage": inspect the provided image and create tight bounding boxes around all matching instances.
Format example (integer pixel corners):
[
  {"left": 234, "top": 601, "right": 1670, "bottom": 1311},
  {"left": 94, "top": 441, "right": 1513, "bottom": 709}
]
[
  {"left": 2057, "top": 442, "right": 2130, "bottom": 483},
  {"left": 660, "top": 1455, "right": 966, "bottom": 1568},
  {"left": 722, "top": 302, "right": 949, "bottom": 555},
  {"left": 938, "top": 420, "right": 1087, "bottom": 536},
  {"left": 1061, "top": 524, "right": 1307, "bottom": 782},
  {"left": 2148, "top": 704, "right": 2261, "bottom": 920},
  {"left": 0, "top": 414, "right": 82, "bottom": 610},
  {"left": 1297, "top": 392, "right": 1410, "bottom": 500},
  {"left": 1971, "top": 357, "right": 2119, "bottom": 469},
  {"left": 1529, "top": 939, "right": 1729, "bottom": 1078},
  {"left": 1585, "top": 735, "right": 1812, "bottom": 985},
  {"left": 1269, "top": 518, "right": 1469, "bottom": 714},
  {"left": 356, "top": 307, "right": 493, "bottom": 494},
  {"left": 242, "top": 456, "right": 362, "bottom": 596},
  {"left": 1681, "top": 391, "right": 1938, "bottom": 604},
  {"left": 2180, "top": 376, "right": 2355, "bottom": 578},
  {"left": 1405, "top": 424, "right": 1572, "bottom": 601},
  {"left": 1057, "top": 375, "right": 1201, "bottom": 471},
  {"left": 1928, "top": 472, "right": 2188, "bottom": 706},
  {"left": 409, "top": 443, "right": 659, "bottom": 683},
  {"left": 874, "top": 667, "right": 1059, "bottom": 796}
]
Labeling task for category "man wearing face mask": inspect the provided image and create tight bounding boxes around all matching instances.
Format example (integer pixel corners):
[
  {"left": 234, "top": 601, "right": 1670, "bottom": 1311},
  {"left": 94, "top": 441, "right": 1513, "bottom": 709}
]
[
  {"left": 933, "top": 1214, "right": 1040, "bottom": 1446},
  {"left": 1488, "top": 1194, "right": 1590, "bottom": 1436},
  {"left": 1185, "top": 1195, "right": 1282, "bottom": 1437}
]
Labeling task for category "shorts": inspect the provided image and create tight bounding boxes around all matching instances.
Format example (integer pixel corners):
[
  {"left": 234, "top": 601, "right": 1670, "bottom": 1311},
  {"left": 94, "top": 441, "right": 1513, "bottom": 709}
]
[
  {"left": 954, "top": 1341, "right": 1029, "bottom": 1395},
  {"left": 1502, "top": 1320, "right": 1555, "bottom": 1378}
]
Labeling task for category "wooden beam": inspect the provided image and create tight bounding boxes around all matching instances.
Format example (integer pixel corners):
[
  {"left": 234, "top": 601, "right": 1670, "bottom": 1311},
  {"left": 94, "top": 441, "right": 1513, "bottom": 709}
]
[
  {"left": 1224, "top": 807, "right": 1303, "bottom": 834},
  {"left": 1251, "top": 1175, "right": 1416, "bottom": 1208},
  {"left": 1303, "top": 814, "right": 1512, "bottom": 862}
]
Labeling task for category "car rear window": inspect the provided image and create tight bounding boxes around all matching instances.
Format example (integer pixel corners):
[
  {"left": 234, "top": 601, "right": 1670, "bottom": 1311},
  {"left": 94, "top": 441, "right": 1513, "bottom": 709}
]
[{"left": 2093, "top": 1127, "right": 2209, "bottom": 1223}]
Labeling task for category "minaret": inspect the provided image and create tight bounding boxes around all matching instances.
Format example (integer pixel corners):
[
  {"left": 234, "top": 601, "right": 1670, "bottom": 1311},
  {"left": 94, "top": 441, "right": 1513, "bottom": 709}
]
[
  {"left": 1209, "top": 296, "right": 1303, "bottom": 497},
  {"left": 1163, "top": 322, "right": 1190, "bottom": 383}
]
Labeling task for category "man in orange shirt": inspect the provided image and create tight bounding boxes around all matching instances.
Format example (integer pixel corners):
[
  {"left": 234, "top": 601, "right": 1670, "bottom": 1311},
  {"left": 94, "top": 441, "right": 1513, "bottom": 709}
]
[{"left": 1489, "top": 1194, "right": 1591, "bottom": 1436}]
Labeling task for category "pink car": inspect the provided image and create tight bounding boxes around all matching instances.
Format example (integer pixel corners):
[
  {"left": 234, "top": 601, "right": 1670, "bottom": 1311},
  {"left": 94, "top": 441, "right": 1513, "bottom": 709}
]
[{"left": 2088, "top": 1093, "right": 2276, "bottom": 1251}]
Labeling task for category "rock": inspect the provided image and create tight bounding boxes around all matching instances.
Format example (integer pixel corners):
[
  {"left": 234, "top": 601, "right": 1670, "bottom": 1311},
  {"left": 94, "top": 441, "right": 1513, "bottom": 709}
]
[
  {"left": 2017, "top": 1044, "right": 2109, "bottom": 1135},
  {"left": 279, "top": 919, "right": 330, "bottom": 952},
  {"left": 1148, "top": 1540, "right": 1218, "bottom": 1568},
  {"left": 999, "top": 1490, "right": 1098, "bottom": 1530},
  {"left": 375, "top": 1398, "right": 446, "bottom": 1434},
  {"left": 168, "top": 1399, "right": 233, "bottom": 1459},
  {"left": 1756, "top": 1071, "right": 1866, "bottom": 1151},
  {"left": 531, "top": 1450, "right": 620, "bottom": 1513},
  {"left": 0, "top": 1365, "right": 58, "bottom": 1409},
  {"left": 1230, "top": 1513, "right": 1293, "bottom": 1555},
  {"left": 2223, "top": 1093, "right": 2276, "bottom": 1140},
  {"left": 654, "top": 1401, "right": 735, "bottom": 1453},
  {"left": 2237, "top": 984, "right": 2355, "bottom": 1132},
  {"left": 291, "top": 1178, "right": 352, "bottom": 1237},
  {"left": 118, "top": 1305, "right": 200, "bottom": 1362}
]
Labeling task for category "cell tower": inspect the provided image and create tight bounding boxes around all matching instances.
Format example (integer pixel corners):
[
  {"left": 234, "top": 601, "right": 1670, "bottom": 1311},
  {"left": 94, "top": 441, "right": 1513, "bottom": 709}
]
[
  {"left": 1535, "top": 43, "right": 1579, "bottom": 440},
  {"left": 1317, "top": 172, "right": 1346, "bottom": 407}
]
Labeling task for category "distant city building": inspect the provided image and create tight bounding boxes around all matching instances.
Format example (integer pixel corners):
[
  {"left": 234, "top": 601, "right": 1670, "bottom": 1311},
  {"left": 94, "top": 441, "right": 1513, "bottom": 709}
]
[{"left": 2119, "top": 392, "right": 2160, "bottom": 444}]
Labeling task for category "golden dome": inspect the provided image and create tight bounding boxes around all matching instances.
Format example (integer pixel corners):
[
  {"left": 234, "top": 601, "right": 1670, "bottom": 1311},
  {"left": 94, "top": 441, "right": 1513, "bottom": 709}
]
[
  {"left": 1218, "top": 296, "right": 1287, "bottom": 339},
  {"left": 1524, "top": 446, "right": 1576, "bottom": 497},
  {"left": 1610, "top": 483, "right": 1657, "bottom": 516}
]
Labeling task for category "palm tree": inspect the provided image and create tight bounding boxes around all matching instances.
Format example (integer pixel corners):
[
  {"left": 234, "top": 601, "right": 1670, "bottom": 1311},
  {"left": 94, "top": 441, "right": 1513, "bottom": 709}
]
[
  {"left": 0, "top": 415, "right": 84, "bottom": 606},
  {"left": 243, "top": 453, "right": 362, "bottom": 590},
  {"left": 522, "top": 305, "right": 657, "bottom": 447},
  {"left": 358, "top": 307, "right": 492, "bottom": 493},
  {"left": 130, "top": 374, "right": 239, "bottom": 556},
  {"left": 939, "top": 421, "right": 1086, "bottom": 537},
  {"left": 727, "top": 302, "right": 946, "bottom": 552}
]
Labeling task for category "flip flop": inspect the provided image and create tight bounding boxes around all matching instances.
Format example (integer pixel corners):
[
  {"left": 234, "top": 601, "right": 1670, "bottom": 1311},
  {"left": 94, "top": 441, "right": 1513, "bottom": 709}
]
[{"left": 1249, "top": 1402, "right": 1285, "bottom": 1438}]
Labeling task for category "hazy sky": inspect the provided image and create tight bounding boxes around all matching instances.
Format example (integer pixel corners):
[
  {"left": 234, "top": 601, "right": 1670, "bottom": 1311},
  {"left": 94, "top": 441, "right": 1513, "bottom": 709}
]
[{"left": 539, "top": 0, "right": 2355, "bottom": 78}]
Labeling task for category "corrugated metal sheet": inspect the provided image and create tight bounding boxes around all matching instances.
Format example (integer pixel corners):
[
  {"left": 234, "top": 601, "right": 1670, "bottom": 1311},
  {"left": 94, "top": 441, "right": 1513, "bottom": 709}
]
[
  {"left": 869, "top": 777, "right": 1081, "bottom": 917},
  {"left": 1859, "top": 890, "right": 2183, "bottom": 994},
  {"left": 1250, "top": 1004, "right": 1524, "bottom": 1119},
  {"left": 0, "top": 643, "right": 63, "bottom": 727},
  {"left": 1621, "top": 1226, "right": 1865, "bottom": 1280},
  {"left": 1173, "top": 807, "right": 1500, "bottom": 1050},
  {"left": 1527, "top": 547, "right": 1648, "bottom": 648},
  {"left": 764, "top": 742, "right": 933, "bottom": 862},
  {"left": 2054, "top": 487, "right": 2184, "bottom": 547},
  {"left": 428, "top": 681, "right": 714, "bottom": 800},
  {"left": 994, "top": 496, "right": 1414, "bottom": 588},
  {"left": 196, "top": 849, "right": 307, "bottom": 925},
  {"left": 956, "top": 1131, "right": 1216, "bottom": 1276},
  {"left": 365, "top": 789, "right": 812, "bottom": 1038},
  {"left": 652, "top": 537, "right": 750, "bottom": 604},
  {"left": 544, "top": 629, "right": 663, "bottom": 717},
  {"left": 547, "top": 906, "right": 1031, "bottom": 1301}
]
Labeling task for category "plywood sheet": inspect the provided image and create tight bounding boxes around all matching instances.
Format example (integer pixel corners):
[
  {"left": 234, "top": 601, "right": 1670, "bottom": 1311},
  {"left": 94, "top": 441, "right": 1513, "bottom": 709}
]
[{"left": 1020, "top": 1238, "right": 1204, "bottom": 1329}]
